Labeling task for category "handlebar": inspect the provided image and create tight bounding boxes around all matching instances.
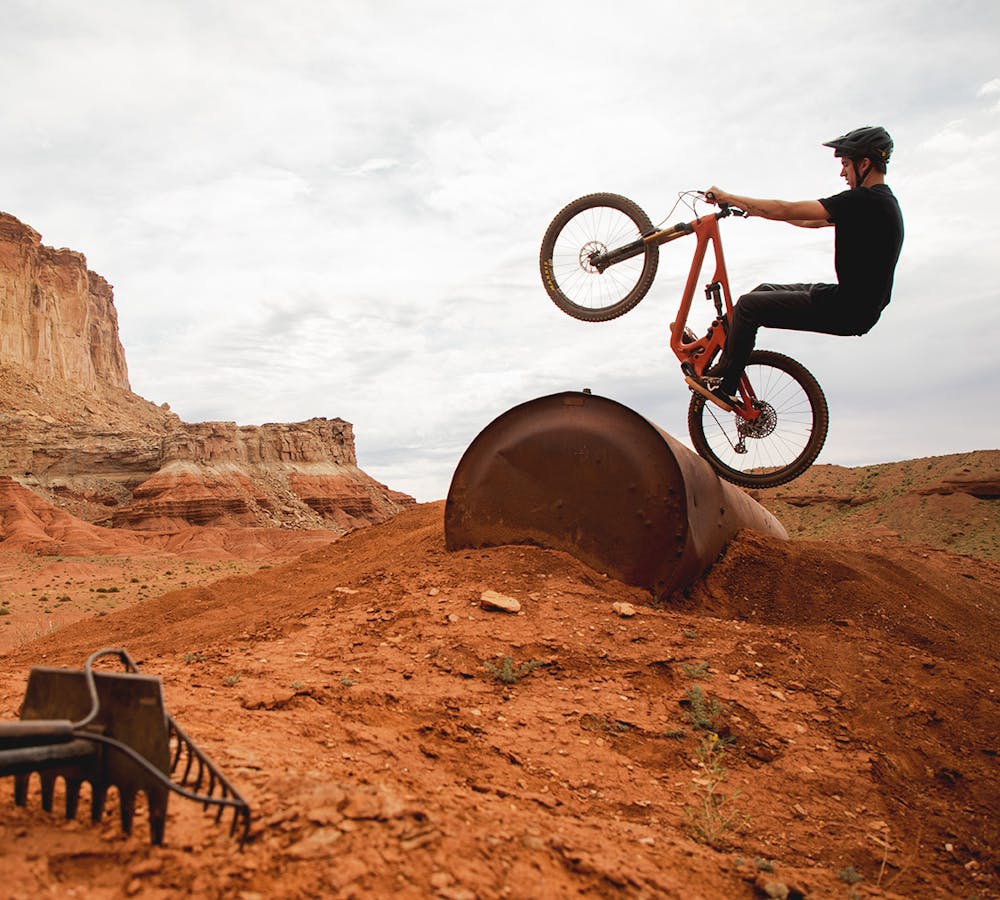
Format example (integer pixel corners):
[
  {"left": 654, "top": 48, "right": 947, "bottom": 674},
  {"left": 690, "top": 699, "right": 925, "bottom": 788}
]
[{"left": 698, "top": 190, "right": 747, "bottom": 219}]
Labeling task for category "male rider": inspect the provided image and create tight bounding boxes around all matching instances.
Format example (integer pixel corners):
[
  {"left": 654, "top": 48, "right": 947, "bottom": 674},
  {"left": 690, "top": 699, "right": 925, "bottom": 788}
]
[{"left": 689, "top": 126, "right": 904, "bottom": 411}]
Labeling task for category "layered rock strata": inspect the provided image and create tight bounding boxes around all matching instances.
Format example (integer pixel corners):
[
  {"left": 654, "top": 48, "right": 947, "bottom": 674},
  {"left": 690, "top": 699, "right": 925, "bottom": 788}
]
[{"left": 0, "top": 213, "right": 413, "bottom": 533}]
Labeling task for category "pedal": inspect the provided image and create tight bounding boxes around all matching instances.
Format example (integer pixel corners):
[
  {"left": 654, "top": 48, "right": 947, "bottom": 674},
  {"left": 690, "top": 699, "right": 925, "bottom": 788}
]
[{"left": 684, "top": 375, "right": 735, "bottom": 412}]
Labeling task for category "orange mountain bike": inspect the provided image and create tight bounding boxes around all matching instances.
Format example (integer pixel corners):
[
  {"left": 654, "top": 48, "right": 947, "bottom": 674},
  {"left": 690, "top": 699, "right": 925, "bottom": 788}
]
[{"left": 539, "top": 191, "right": 828, "bottom": 488}]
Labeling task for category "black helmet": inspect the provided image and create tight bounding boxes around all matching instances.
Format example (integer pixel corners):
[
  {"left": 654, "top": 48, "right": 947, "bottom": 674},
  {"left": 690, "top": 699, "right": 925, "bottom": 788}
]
[{"left": 823, "top": 126, "right": 893, "bottom": 172}]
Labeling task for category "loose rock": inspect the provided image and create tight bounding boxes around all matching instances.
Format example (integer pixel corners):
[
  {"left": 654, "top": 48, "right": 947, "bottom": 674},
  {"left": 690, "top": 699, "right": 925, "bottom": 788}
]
[{"left": 480, "top": 590, "right": 521, "bottom": 613}]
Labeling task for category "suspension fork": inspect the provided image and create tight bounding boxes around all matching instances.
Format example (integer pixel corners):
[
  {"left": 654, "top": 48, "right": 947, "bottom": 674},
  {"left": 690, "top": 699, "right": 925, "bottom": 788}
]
[{"left": 588, "top": 220, "right": 693, "bottom": 273}]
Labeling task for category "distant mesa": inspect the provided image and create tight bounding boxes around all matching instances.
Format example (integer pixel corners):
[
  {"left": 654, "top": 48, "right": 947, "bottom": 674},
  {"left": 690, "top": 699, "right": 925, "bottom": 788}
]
[{"left": 0, "top": 211, "right": 414, "bottom": 536}]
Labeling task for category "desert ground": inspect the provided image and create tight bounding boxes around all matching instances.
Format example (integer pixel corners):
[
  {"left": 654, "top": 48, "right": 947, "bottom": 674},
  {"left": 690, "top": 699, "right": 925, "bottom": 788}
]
[{"left": 0, "top": 452, "right": 998, "bottom": 899}]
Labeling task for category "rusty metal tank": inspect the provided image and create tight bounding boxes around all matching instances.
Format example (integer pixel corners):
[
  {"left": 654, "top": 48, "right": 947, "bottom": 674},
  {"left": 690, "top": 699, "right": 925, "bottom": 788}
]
[{"left": 444, "top": 391, "right": 787, "bottom": 600}]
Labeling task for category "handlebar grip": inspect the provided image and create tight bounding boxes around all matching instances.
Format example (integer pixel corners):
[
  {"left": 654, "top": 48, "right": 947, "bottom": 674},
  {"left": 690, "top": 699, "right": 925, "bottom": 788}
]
[{"left": 704, "top": 191, "right": 733, "bottom": 212}]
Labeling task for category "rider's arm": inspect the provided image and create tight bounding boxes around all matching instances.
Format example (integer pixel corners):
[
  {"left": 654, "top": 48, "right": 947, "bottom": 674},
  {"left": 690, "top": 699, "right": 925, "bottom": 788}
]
[
  {"left": 707, "top": 188, "right": 831, "bottom": 225},
  {"left": 787, "top": 218, "right": 833, "bottom": 229}
]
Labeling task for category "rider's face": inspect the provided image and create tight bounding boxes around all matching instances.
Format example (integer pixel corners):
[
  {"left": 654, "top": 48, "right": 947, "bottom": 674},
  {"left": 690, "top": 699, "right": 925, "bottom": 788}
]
[
  {"left": 840, "top": 156, "right": 870, "bottom": 189},
  {"left": 840, "top": 157, "right": 855, "bottom": 188}
]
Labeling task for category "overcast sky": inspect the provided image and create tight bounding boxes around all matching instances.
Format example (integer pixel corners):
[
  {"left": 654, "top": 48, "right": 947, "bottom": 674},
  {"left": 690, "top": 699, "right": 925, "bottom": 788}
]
[{"left": 2, "top": 1, "right": 998, "bottom": 501}]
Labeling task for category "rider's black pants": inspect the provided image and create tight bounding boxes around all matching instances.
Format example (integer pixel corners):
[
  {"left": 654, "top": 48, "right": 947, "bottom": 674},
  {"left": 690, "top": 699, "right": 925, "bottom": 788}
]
[{"left": 714, "top": 283, "right": 873, "bottom": 394}]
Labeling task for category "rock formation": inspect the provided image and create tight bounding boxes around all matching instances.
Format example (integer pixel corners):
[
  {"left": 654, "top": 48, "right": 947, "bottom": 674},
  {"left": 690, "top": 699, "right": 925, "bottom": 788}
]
[
  {"left": 752, "top": 451, "right": 1000, "bottom": 561},
  {"left": 0, "top": 212, "right": 413, "bottom": 533},
  {"left": 0, "top": 213, "right": 129, "bottom": 390}
]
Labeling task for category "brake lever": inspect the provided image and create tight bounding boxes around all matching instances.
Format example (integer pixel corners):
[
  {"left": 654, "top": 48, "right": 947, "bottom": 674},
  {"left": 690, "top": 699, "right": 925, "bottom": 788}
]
[{"left": 698, "top": 190, "right": 746, "bottom": 218}]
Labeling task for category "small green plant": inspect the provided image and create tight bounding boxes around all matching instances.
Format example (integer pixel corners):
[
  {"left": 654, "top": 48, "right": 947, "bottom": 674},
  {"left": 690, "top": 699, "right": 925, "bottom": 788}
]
[
  {"left": 682, "top": 684, "right": 728, "bottom": 733},
  {"left": 681, "top": 661, "right": 712, "bottom": 679},
  {"left": 754, "top": 858, "right": 774, "bottom": 872},
  {"left": 0, "top": 608, "right": 10, "bottom": 617},
  {"left": 340, "top": 675, "right": 356, "bottom": 687},
  {"left": 838, "top": 866, "right": 863, "bottom": 885},
  {"left": 663, "top": 728, "right": 687, "bottom": 740},
  {"left": 183, "top": 651, "right": 206, "bottom": 664},
  {"left": 483, "top": 655, "right": 546, "bottom": 685},
  {"left": 290, "top": 681, "right": 305, "bottom": 690},
  {"left": 682, "top": 629, "right": 698, "bottom": 639},
  {"left": 581, "top": 714, "right": 633, "bottom": 734},
  {"left": 683, "top": 732, "right": 747, "bottom": 847},
  {"left": 222, "top": 674, "right": 241, "bottom": 687}
]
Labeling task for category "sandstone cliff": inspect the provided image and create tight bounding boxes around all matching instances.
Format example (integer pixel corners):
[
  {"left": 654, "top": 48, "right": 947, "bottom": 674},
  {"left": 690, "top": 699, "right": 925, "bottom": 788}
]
[
  {"left": 0, "top": 213, "right": 129, "bottom": 390},
  {"left": 0, "top": 212, "right": 413, "bottom": 533}
]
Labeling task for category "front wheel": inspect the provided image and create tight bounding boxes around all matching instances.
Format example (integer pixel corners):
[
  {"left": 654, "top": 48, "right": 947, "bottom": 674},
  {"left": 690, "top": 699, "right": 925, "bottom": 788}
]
[
  {"left": 539, "top": 193, "right": 658, "bottom": 322},
  {"left": 687, "top": 350, "right": 829, "bottom": 488}
]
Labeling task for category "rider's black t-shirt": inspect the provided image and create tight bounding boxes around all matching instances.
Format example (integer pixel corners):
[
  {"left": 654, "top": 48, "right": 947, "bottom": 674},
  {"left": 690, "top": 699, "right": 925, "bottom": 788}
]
[{"left": 816, "top": 184, "right": 904, "bottom": 330}]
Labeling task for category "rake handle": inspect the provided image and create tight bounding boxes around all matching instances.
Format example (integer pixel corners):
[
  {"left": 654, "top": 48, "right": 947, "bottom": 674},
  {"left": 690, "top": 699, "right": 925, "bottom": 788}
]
[{"left": 0, "top": 720, "right": 75, "bottom": 748}]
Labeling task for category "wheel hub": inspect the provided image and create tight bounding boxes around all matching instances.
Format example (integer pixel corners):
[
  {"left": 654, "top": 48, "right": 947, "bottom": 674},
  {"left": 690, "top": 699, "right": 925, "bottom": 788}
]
[{"left": 579, "top": 241, "right": 606, "bottom": 274}]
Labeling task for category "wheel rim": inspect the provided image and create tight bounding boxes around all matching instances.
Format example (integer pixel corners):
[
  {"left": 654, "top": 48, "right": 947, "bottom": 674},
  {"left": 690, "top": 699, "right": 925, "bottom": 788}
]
[
  {"left": 548, "top": 206, "right": 647, "bottom": 311},
  {"left": 698, "top": 363, "right": 818, "bottom": 477}
]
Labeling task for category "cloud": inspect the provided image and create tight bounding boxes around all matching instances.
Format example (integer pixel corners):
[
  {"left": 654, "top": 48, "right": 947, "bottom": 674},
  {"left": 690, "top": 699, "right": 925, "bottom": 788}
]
[{"left": 2, "top": 1, "right": 998, "bottom": 501}]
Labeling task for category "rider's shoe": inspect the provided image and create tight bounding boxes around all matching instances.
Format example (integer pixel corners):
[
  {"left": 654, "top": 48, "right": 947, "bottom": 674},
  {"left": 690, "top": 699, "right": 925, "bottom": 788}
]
[
  {"left": 685, "top": 374, "right": 739, "bottom": 411},
  {"left": 709, "top": 384, "right": 740, "bottom": 411}
]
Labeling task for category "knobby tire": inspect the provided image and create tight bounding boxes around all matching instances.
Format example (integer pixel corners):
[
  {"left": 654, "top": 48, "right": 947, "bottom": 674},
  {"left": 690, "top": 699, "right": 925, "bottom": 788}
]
[
  {"left": 539, "top": 193, "right": 658, "bottom": 322},
  {"left": 687, "top": 350, "right": 828, "bottom": 488}
]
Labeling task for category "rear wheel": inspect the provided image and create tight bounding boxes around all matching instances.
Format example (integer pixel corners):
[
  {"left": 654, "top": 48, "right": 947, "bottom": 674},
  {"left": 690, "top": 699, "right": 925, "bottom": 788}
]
[
  {"left": 539, "top": 193, "right": 658, "bottom": 322},
  {"left": 687, "top": 350, "right": 828, "bottom": 488}
]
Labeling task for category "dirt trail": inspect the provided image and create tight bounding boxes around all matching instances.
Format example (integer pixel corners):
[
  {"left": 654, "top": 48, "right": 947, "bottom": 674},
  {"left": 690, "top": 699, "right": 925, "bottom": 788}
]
[{"left": 1, "top": 501, "right": 997, "bottom": 899}]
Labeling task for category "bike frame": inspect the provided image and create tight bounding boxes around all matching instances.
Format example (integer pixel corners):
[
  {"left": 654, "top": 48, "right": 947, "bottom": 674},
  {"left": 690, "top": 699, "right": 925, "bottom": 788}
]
[{"left": 643, "top": 209, "right": 761, "bottom": 420}]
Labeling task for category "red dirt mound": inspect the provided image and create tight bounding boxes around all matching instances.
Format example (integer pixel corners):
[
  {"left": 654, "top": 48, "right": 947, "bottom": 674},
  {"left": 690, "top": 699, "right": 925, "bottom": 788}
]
[
  {"left": 0, "top": 476, "right": 342, "bottom": 651},
  {"left": 2, "top": 502, "right": 997, "bottom": 898}
]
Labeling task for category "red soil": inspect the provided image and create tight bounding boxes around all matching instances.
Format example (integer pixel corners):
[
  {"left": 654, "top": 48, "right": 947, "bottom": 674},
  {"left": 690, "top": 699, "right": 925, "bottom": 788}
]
[{"left": 1, "top": 496, "right": 998, "bottom": 899}]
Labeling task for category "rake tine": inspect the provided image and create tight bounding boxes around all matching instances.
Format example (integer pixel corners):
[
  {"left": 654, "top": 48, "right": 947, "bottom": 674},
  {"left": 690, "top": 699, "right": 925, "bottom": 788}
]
[
  {"left": 14, "top": 773, "right": 28, "bottom": 806},
  {"left": 65, "top": 779, "right": 83, "bottom": 819},
  {"left": 148, "top": 797, "right": 167, "bottom": 846},
  {"left": 119, "top": 789, "right": 136, "bottom": 835},
  {"left": 91, "top": 783, "right": 108, "bottom": 824},
  {"left": 40, "top": 772, "right": 56, "bottom": 811}
]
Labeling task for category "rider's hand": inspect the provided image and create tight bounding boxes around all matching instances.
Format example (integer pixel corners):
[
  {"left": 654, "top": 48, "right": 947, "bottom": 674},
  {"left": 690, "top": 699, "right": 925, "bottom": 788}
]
[{"left": 706, "top": 187, "right": 730, "bottom": 206}]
